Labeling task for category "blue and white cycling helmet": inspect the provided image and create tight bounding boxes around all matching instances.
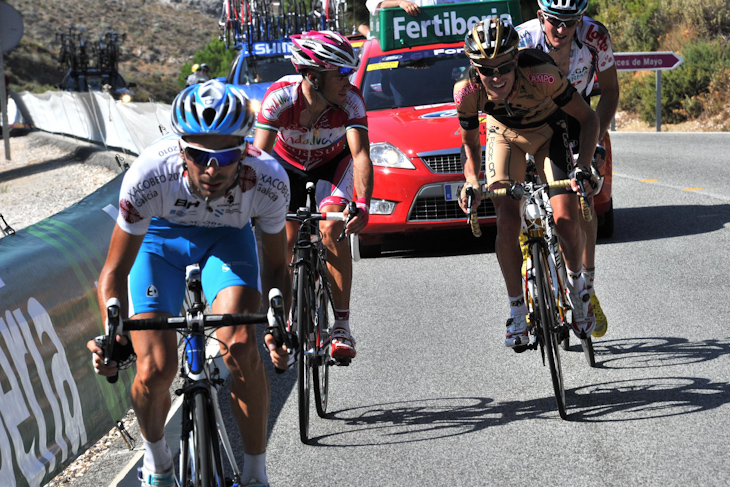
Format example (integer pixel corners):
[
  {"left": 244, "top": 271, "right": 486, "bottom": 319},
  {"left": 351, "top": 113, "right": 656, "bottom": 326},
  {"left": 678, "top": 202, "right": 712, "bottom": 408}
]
[
  {"left": 537, "top": 0, "right": 588, "bottom": 17},
  {"left": 171, "top": 79, "right": 254, "bottom": 137}
]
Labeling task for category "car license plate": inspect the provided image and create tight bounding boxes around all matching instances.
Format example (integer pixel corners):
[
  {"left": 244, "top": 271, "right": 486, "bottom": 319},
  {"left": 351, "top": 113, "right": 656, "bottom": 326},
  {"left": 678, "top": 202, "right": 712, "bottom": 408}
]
[{"left": 443, "top": 182, "right": 464, "bottom": 202}]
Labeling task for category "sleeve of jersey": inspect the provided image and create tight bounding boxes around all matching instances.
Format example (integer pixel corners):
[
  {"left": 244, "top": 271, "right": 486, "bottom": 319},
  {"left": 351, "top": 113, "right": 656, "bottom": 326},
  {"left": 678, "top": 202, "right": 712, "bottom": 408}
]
[
  {"left": 585, "top": 20, "right": 616, "bottom": 72},
  {"left": 255, "top": 82, "right": 287, "bottom": 132},
  {"left": 344, "top": 88, "right": 368, "bottom": 131},
  {"left": 254, "top": 160, "right": 291, "bottom": 234},
  {"left": 115, "top": 159, "right": 158, "bottom": 235},
  {"left": 454, "top": 79, "right": 480, "bottom": 131}
]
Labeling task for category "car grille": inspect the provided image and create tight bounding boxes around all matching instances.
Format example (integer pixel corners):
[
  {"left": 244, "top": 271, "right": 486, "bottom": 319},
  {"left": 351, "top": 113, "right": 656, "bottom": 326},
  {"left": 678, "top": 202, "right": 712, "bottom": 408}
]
[
  {"left": 420, "top": 152, "right": 486, "bottom": 174},
  {"left": 421, "top": 153, "right": 462, "bottom": 174},
  {"left": 408, "top": 196, "right": 495, "bottom": 222}
]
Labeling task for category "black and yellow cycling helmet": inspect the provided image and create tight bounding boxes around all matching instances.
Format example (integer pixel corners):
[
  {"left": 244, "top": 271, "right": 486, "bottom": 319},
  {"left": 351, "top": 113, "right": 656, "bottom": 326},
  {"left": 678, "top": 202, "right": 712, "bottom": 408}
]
[{"left": 464, "top": 17, "right": 519, "bottom": 62}]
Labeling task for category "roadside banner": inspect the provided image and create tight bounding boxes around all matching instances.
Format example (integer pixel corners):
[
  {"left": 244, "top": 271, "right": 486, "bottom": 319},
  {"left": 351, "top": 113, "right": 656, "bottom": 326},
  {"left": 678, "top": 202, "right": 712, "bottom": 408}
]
[
  {"left": 0, "top": 174, "right": 133, "bottom": 487},
  {"left": 371, "top": 0, "right": 522, "bottom": 51}
]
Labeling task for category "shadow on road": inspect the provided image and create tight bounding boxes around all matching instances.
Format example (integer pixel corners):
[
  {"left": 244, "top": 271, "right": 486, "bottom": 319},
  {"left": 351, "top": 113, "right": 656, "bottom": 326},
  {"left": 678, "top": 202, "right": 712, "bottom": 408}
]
[
  {"left": 297, "top": 337, "right": 730, "bottom": 445},
  {"left": 592, "top": 336, "right": 730, "bottom": 369},
  {"left": 611, "top": 204, "right": 730, "bottom": 243}
]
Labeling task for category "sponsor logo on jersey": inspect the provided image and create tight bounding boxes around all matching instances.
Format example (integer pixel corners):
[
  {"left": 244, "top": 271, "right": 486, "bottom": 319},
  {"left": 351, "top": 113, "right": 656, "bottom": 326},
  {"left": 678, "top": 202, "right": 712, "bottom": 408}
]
[
  {"left": 529, "top": 73, "right": 556, "bottom": 84},
  {"left": 120, "top": 198, "right": 143, "bottom": 224},
  {"left": 454, "top": 82, "right": 478, "bottom": 105},
  {"left": 239, "top": 166, "right": 257, "bottom": 192}
]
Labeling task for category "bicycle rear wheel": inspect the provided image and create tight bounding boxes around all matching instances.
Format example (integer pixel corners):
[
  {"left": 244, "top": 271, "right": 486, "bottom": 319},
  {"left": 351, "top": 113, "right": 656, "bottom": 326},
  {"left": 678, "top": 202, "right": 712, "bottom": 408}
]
[
  {"left": 294, "top": 266, "right": 313, "bottom": 443},
  {"left": 313, "top": 271, "right": 331, "bottom": 418},
  {"left": 533, "top": 243, "right": 567, "bottom": 419}
]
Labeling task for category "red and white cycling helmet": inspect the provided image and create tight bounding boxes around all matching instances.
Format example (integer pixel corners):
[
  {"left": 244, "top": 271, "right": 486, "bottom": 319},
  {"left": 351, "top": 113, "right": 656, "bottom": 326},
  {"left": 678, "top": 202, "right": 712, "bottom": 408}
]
[{"left": 290, "top": 30, "right": 359, "bottom": 74}]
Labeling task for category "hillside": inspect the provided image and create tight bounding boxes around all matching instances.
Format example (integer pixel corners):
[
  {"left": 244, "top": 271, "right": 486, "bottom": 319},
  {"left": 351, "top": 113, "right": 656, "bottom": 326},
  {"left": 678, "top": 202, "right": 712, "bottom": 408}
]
[{"left": 4, "top": 0, "right": 222, "bottom": 103}]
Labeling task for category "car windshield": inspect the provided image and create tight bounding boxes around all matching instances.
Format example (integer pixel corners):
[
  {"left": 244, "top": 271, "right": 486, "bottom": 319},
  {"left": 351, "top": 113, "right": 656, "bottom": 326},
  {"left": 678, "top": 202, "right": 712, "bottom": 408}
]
[
  {"left": 231, "top": 55, "right": 297, "bottom": 85},
  {"left": 254, "top": 56, "right": 296, "bottom": 82},
  {"left": 361, "top": 48, "right": 470, "bottom": 110}
]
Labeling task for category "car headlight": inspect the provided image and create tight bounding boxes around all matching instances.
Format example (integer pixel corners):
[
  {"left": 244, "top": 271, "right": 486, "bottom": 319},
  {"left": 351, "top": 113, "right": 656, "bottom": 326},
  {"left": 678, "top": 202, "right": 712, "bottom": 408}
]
[
  {"left": 250, "top": 99, "right": 262, "bottom": 114},
  {"left": 121, "top": 93, "right": 133, "bottom": 103},
  {"left": 370, "top": 142, "right": 415, "bottom": 170},
  {"left": 369, "top": 199, "right": 396, "bottom": 215}
]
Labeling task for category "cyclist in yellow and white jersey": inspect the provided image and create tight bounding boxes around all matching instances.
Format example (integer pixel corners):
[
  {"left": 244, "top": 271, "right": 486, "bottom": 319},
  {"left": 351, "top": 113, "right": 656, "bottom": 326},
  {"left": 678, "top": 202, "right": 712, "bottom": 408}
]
[{"left": 517, "top": 0, "right": 619, "bottom": 337}]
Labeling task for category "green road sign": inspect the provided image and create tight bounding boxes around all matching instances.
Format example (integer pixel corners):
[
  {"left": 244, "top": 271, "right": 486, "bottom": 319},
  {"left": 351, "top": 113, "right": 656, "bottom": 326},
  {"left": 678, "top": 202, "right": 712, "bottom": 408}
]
[{"left": 371, "top": 1, "right": 522, "bottom": 51}]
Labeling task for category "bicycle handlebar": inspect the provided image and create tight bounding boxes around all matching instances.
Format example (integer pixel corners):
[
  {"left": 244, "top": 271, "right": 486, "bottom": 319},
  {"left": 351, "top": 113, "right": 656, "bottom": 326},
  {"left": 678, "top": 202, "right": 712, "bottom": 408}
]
[{"left": 102, "top": 290, "right": 287, "bottom": 382}]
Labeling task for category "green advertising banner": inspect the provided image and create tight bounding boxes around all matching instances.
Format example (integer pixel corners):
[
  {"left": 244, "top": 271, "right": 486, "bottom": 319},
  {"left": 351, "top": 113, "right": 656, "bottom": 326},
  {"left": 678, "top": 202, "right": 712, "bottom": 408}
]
[
  {"left": 372, "top": 0, "right": 522, "bottom": 51},
  {"left": 0, "top": 174, "right": 136, "bottom": 487}
]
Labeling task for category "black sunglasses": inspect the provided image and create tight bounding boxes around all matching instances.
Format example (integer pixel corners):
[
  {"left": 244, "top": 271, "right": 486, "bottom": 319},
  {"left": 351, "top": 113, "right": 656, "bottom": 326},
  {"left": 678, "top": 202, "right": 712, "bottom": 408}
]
[
  {"left": 542, "top": 12, "right": 582, "bottom": 28},
  {"left": 475, "top": 59, "right": 515, "bottom": 77}
]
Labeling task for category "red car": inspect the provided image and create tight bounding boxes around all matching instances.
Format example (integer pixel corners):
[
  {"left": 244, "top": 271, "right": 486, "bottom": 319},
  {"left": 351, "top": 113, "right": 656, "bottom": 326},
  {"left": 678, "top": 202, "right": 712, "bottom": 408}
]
[{"left": 352, "top": 38, "right": 614, "bottom": 256}]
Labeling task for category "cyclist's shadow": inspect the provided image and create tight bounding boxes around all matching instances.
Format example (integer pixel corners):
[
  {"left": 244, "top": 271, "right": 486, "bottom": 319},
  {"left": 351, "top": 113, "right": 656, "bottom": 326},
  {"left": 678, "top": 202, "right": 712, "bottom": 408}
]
[{"left": 611, "top": 203, "right": 730, "bottom": 243}]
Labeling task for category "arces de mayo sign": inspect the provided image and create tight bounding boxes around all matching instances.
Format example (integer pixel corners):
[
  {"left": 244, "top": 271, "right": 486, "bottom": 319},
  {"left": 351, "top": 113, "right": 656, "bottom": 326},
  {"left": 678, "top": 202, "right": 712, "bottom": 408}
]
[{"left": 371, "top": 0, "right": 522, "bottom": 51}]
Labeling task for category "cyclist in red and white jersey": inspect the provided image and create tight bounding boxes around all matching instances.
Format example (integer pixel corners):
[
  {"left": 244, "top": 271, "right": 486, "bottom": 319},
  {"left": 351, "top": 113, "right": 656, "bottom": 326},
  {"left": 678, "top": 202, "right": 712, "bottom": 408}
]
[
  {"left": 517, "top": 0, "right": 619, "bottom": 338},
  {"left": 254, "top": 30, "right": 374, "bottom": 363}
]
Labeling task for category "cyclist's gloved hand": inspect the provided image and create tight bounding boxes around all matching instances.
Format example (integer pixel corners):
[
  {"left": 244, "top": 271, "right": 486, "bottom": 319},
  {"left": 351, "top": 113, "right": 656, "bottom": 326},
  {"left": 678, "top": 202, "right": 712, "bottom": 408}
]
[
  {"left": 264, "top": 331, "right": 296, "bottom": 371},
  {"left": 346, "top": 197, "right": 370, "bottom": 234},
  {"left": 87, "top": 335, "right": 136, "bottom": 377},
  {"left": 569, "top": 165, "right": 598, "bottom": 198},
  {"left": 459, "top": 178, "right": 481, "bottom": 214}
]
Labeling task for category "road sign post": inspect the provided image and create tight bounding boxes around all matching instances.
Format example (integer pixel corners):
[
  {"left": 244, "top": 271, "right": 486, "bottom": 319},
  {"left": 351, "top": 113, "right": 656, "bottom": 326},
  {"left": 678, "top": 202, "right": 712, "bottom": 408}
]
[{"left": 614, "top": 52, "right": 683, "bottom": 132}]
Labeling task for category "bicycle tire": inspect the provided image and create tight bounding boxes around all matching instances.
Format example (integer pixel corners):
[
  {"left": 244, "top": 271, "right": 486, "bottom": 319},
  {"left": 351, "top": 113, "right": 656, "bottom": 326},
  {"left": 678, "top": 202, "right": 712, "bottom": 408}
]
[
  {"left": 294, "top": 266, "right": 312, "bottom": 443},
  {"left": 313, "top": 265, "right": 331, "bottom": 418},
  {"left": 533, "top": 243, "right": 567, "bottom": 419},
  {"left": 180, "top": 392, "right": 215, "bottom": 487}
]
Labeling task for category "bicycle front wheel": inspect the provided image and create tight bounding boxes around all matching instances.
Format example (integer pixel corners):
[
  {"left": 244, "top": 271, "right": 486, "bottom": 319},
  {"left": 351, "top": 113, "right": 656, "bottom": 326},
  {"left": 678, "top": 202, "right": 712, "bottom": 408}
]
[
  {"left": 294, "top": 267, "right": 313, "bottom": 443},
  {"left": 533, "top": 243, "right": 567, "bottom": 419},
  {"left": 313, "top": 273, "right": 331, "bottom": 418},
  {"left": 180, "top": 392, "right": 216, "bottom": 487}
]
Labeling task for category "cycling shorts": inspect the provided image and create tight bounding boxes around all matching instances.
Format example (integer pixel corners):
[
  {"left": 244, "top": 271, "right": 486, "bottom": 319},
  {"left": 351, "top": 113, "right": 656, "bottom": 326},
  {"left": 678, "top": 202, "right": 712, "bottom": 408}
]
[
  {"left": 128, "top": 219, "right": 260, "bottom": 316},
  {"left": 272, "top": 149, "right": 354, "bottom": 212},
  {"left": 484, "top": 113, "right": 574, "bottom": 197}
]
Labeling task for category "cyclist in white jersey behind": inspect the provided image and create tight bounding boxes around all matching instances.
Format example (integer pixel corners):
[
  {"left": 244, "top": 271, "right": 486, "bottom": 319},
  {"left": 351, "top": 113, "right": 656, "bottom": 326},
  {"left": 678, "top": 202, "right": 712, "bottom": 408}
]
[
  {"left": 254, "top": 30, "right": 373, "bottom": 364},
  {"left": 517, "top": 0, "right": 619, "bottom": 338},
  {"left": 87, "top": 79, "right": 292, "bottom": 487}
]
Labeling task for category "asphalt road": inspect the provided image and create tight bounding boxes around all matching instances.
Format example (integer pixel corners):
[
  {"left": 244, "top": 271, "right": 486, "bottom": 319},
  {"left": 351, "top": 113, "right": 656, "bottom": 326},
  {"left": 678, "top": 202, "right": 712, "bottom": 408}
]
[{"left": 79, "top": 132, "right": 730, "bottom": 487}]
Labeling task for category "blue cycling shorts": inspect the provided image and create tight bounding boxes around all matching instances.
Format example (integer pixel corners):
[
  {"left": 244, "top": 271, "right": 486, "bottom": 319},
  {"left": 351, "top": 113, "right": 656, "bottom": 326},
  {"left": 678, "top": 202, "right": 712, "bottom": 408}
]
[{"left": 128, "top": 219, "right": 260, "bottom": 316}]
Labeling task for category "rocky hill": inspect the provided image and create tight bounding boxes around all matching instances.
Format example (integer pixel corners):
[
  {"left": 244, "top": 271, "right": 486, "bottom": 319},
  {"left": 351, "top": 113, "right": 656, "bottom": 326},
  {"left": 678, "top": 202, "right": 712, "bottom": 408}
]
[{"left": 4, "top": 0, "right": 223, "bottom": 103}]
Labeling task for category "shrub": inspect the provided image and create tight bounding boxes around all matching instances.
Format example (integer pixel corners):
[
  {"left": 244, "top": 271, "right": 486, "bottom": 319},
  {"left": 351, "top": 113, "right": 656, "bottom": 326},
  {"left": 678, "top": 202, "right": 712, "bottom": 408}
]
[{"left": 178, "top": 37, "right": 237, "bottom": 89}]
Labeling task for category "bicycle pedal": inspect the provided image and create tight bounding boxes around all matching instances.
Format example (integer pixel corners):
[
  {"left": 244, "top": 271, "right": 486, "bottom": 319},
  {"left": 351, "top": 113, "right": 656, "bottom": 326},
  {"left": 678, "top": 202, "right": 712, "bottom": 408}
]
[
  {"left": 333, "top": 357, "right": 351, "bottom": 366},
  {"left": 512, "top": 344, "right": 529, "bottom": 353}
]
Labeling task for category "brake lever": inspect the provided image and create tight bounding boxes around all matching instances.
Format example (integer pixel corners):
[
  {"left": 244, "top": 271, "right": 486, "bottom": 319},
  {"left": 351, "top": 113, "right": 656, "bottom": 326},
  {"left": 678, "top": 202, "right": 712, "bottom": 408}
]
[
  {"left": 104, "top": 298, "right": 122, "bottom": 384},
  {"left": 336, "top": 201, "right": 358, "bottom": 242},
  {"left": 266, "top": 289, "right": 297, "bottom": 374}
]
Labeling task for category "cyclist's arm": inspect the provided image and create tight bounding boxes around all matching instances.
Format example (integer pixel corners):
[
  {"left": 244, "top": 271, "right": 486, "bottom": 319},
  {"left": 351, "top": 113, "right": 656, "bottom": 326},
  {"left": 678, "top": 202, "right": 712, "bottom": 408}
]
[
  {"left": 260, "top": 226, "right": 292, "bottom": 370},
  {"left": 459, "top": 126, "right": 482, "bottom": 211},
  {"left": 561, "top": 91, "right": 599, "bottom": 171},
  {"left": 89, "top": 225, "right": 144, "bottom": 375},
  {"left": 97, "top": 225, "right": 145, "bottom": 319},
  {"left": 595, "top": 65, "right": 619, "bottom": 141},
  {"left": 346, "top": 127, "right": 374, "bottom": 234},
  {"left": 259, "top": 227, "right": 291, "bottom": 314},
  {"left": 253, "top": 127, "right": 277, "bottom": 154}
]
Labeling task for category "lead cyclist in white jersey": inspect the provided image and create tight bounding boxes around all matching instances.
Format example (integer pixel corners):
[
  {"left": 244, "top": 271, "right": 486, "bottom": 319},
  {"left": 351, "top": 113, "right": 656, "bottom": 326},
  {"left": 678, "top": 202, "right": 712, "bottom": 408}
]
[
  {"left": 87, "top": 79, "right": 291, "bottom": 487},
  {"left": 517, "top": 0, "right": 619, "bottom": 338}
]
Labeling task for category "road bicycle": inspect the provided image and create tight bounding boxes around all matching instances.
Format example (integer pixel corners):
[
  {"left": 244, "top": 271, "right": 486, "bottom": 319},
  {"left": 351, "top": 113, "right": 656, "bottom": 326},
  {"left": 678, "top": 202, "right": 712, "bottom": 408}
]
[
  {"left": 287, "top": 182, "right": 360, "bottom": 443},
  {"left": 465, "top": 161, "right": 596, "bottom": 419},
  {"left": 99, "top": 267, "right": 289, "bottom": 487}
]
